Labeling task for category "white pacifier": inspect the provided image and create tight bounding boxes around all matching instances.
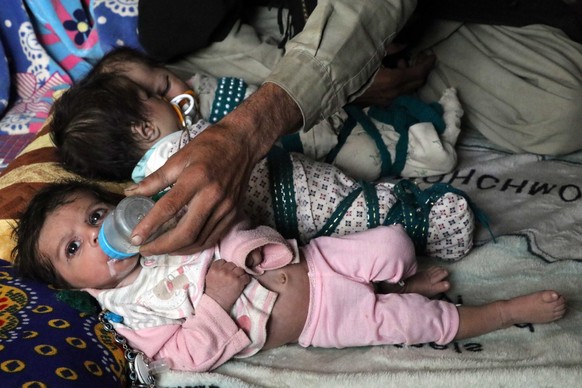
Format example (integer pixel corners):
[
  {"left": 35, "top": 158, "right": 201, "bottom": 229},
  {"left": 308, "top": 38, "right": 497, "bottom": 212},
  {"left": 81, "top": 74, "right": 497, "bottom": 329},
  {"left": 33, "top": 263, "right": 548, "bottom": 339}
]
[{"left": 170, "top": 93, "right": 196, "bottom": 127}]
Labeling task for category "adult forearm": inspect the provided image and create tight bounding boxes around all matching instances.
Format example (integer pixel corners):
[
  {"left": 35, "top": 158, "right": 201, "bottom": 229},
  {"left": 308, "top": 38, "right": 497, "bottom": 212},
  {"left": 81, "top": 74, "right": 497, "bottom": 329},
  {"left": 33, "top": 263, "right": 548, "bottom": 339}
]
[{"left": 220, "top": 82, "right": 302, "bottom": 163}]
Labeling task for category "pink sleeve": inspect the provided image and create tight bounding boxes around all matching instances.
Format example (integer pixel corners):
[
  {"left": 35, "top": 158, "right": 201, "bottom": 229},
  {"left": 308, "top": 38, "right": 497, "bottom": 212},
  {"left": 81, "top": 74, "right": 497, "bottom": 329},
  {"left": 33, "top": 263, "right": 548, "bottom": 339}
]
[
  {"left": 219, "top": 219, "right": 299, "bottom": 275},
  {"left": 116, "top": 294, "right": 251, "bottom": 372}
]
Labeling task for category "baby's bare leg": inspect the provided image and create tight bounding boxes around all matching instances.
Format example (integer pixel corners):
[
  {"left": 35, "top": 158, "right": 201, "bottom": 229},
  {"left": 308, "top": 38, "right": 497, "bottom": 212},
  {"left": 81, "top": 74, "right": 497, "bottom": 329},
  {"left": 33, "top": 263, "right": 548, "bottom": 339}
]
[
  {"left": 455, "top": 290, "right": 566, "bottom": 340},
  {"left": 377, "top": 266, "right": 450, "bottom": 298},
  {"left": 255, "top": 259, "right": 310, "bottom": 350}
]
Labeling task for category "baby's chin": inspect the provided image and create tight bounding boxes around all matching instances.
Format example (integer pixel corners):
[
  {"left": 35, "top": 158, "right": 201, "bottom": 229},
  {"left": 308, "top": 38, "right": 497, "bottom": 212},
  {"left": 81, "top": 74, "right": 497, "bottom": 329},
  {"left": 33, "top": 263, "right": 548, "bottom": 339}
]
[{"left": 107, "top": 255, "right": 141, "bottom": 287}]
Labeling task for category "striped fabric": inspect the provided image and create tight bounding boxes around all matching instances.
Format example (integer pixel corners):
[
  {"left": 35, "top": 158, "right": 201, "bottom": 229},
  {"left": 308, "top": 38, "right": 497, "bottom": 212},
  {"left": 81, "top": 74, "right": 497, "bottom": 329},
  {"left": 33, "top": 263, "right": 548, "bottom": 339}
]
[{"left": 0, "top": 133, "right": 36, "bottom": 170}]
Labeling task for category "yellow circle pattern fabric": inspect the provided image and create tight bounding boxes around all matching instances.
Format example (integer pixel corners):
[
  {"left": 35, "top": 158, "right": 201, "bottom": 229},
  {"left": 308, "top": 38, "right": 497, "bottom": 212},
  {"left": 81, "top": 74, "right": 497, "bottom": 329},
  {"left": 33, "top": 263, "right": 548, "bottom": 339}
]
[{"left": 0, "top": 260, "right": 126, "bottom": 387}]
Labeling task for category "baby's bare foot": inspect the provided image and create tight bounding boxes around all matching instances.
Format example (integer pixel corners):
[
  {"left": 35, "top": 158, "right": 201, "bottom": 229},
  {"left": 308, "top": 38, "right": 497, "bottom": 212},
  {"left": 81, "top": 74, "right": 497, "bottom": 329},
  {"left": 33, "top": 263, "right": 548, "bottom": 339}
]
[
  {"left": 402, "top": 266, "right": 451, "bottom": 297},
  {"left": 498, "top": 290, "right": 566, "bottom": 327},
  {"left": 376, "top": 266, "right": 450, "bottom": 297}
]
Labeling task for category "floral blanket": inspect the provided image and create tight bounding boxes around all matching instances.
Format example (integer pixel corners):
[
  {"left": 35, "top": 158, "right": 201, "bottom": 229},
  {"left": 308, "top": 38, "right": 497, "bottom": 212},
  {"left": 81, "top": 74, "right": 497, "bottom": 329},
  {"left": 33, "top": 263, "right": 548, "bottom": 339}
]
[{"left": 0, "top": 0, "right": 143, "bottom": 135}]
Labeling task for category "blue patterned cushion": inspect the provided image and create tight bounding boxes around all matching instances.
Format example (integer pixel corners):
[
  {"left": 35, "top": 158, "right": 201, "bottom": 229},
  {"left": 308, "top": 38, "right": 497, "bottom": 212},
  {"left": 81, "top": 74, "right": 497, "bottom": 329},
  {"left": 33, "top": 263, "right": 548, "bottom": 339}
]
[{"left": 0, "top": 259, "right": 126, "bottom": 387}]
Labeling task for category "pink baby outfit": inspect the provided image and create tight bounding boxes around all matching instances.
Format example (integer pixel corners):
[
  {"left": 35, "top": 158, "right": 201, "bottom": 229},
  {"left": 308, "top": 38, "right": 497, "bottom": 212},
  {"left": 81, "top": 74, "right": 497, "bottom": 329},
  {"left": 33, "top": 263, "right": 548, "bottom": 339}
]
[
  {"left": 89, "top": 222, "right": 460, "bottom": 372},
  {"left": 298, "top": 225, "right": 459, "bottom": 348},
  {"left": 86, "top": 220, "right": 300, "bottom": 372}
]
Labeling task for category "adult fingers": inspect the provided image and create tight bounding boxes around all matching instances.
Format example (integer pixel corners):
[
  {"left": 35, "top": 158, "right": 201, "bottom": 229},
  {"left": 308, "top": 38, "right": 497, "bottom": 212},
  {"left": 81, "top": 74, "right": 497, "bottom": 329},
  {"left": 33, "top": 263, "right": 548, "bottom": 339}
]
[
  {"left": 132, "top": 175, "right": 201, "bottom": 252},
  {"left": 136, "top": 184, "right": 242, "bottom": 256},
  {"left": 126, "top": 154, "right": 192, "bottom": 247},
  {"left": 165, "top": 204, "right": 241, "bottom": 256}
]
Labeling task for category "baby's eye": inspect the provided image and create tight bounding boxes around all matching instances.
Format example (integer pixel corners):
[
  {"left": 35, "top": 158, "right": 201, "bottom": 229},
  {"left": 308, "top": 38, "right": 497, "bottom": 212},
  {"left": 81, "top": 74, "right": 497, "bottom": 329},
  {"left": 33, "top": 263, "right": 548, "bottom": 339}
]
[
  {"left": 89, "top": 209, "right": 106, "bottom": 225},
  {"left": 66, "top": 241, "right": 81, "bottom": 258},
  {"left": 161, "top": 75, "right": 171, "bottom": 97}
]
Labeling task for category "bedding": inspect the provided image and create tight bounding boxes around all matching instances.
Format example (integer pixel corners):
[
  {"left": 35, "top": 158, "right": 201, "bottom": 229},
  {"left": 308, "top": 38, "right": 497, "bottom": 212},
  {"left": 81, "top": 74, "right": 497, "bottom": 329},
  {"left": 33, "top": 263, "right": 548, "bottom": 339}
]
[
  {"left": 0, "top": 258, "right": 127, "bottom": 387},
  {"left": 156, "top": 130, "right": 582, "bottom": 387},
  {"left": 1, "top": 112, "right": 581, "bottom": 388},
  {"left": 0, "top": 0, "right": 141, "bottom": 136},
  {"left": 0, "top": 1, "right": 581, "bottom": 387}
]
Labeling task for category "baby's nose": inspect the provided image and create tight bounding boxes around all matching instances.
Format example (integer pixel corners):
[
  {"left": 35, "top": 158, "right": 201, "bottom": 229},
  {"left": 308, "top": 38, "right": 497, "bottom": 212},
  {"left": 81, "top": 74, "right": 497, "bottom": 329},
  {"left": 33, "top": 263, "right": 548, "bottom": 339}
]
[{"left": 90, "top": 227, "right": 100, "bottom": 246}]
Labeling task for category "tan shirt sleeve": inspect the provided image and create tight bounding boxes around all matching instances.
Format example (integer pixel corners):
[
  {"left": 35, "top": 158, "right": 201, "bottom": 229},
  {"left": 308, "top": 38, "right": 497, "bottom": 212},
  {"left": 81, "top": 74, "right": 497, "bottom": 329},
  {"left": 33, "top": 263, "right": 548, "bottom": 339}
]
[{"left": 264, "top": 0, "right": 417, "bottom": 130}]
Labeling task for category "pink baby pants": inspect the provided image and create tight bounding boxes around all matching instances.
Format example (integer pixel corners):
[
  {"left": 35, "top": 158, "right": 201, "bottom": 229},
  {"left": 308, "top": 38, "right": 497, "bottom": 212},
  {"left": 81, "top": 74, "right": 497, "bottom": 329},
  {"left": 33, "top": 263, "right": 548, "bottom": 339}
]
[{"left": 298, "top": 225, "right": 459, "bottom": 348}]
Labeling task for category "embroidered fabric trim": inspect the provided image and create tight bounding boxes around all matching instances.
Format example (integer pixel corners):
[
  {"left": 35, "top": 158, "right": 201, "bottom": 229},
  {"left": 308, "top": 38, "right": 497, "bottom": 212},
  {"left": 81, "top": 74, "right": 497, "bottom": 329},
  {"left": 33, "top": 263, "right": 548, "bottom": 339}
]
[{"left": 208, "top": 77, "right": 247, "bottom": 123}]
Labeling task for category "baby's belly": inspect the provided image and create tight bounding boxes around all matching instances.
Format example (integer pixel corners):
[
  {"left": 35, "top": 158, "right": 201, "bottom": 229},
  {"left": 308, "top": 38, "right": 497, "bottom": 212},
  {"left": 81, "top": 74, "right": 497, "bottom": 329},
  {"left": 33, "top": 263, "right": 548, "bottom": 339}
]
[
  {"left": 255, "top": 257, "right": 310, "bottom": 348},
  {"left": 255, "top": 258, "right": 309, "bottom": 294}
]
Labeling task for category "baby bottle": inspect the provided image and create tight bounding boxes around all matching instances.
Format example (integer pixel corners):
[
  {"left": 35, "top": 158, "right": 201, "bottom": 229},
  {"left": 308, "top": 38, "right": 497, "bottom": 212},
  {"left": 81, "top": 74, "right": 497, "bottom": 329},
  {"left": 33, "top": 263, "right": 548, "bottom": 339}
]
[{"left": 98, "top": 195, "right": 155, "bottom": 260}]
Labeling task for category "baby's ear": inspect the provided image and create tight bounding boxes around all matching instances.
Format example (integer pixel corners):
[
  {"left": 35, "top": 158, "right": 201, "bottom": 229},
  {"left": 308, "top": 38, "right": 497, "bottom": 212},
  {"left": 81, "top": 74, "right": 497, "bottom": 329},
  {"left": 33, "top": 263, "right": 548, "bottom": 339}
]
[{"left": 131, "top": 122, "right": 160, "bottom": 145}]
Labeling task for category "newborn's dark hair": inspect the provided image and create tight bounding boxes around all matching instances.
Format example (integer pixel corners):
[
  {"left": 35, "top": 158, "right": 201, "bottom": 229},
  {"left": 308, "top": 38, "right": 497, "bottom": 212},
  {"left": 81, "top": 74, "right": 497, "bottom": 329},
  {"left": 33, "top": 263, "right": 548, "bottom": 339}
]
[{"left": 49, "top": 73, "right": 148, "bottom": 181}]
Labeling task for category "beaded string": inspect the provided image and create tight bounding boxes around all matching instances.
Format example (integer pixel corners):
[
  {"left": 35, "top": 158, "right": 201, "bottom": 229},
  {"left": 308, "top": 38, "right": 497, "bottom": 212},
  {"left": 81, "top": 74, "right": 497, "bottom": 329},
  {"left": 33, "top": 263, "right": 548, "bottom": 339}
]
[
  {"left": 383, "top": 180, "right": 433, "bottom": 253},
  {"left": 324, "top": 113, "right": 357, "bottom": 164},
  {"left": 208, "top": 77, "right": 247, "bottom": 123},
  {"left": 383, "top": 180, "right": 494, "bottom": 254},
  {"left": 322, "top": 97, "right": 446, "bottom": 178},
  {"left": 99, "top": 311, "right": 156, "bottom": 387},
  {"left": 343, "top": 105, "right": 395, "bottom": 177},
  {"left": 266, "top": 148, "right": 492, "bottom": 250},
  {"left": 360, "top": 180, "right": 380, "bottom": 229},
  {"left": 279, "top": 132, "right": 304, "bottom": 153},
  {"left": 367, "top": 104, "right": 409, "bottom": 176},
  {"left": 267, "top": 147, "right": 378, "bottom": 239},
  {"left": 267, "top": 146, "right": 299, "bottom": 240},
  {"left": 55, "top": 291, "right": 153, "bottom": 386}
]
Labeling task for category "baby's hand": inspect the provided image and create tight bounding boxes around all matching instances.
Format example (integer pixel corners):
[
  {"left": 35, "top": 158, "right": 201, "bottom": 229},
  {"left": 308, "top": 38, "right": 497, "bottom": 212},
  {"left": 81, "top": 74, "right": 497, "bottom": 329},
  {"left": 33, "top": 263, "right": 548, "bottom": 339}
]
[
  {"left": 245, "top": 248, "right": 264, "bottom": 268},
  {"left": 205, "top": 259, "right": 250, "bottom": 311}
]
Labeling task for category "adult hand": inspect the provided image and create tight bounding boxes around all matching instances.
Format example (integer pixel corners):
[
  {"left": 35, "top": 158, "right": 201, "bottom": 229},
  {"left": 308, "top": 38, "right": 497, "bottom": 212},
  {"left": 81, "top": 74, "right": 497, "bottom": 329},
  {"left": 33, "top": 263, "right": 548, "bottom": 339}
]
[
  {"left": 205, "top": 260, "right": 250, "bottom": 311},
  {"left": 126, "top": 120, "right": 252, "bottom": 255},
  {"left": 126, "top": 83, "right": 302, "bottom": 255},
  {"left": 354, "top": 51, "right": 436, "bottom": 107}
]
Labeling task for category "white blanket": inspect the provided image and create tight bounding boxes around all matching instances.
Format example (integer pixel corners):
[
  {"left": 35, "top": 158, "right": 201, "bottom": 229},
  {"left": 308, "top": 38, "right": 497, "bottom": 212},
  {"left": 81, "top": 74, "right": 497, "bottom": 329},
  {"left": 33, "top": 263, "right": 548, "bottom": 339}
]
[
  {"left": 420, "top": 131, "right": 582, "bottom": 262},
  {"left": 158, "top": 131, "right": 582, "bottom": 387}
]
